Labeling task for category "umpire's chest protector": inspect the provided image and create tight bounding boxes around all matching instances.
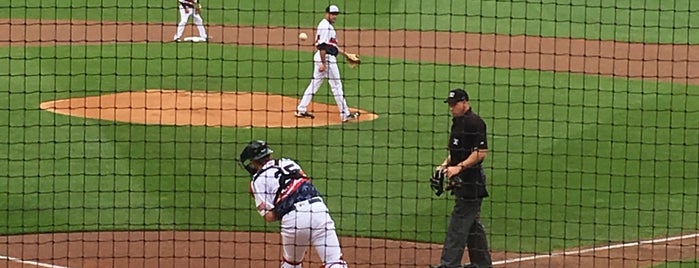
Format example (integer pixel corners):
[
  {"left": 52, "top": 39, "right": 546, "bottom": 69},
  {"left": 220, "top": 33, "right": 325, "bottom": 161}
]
[{"left": 449, "top": 114, "right": 489, "bottom": 199}]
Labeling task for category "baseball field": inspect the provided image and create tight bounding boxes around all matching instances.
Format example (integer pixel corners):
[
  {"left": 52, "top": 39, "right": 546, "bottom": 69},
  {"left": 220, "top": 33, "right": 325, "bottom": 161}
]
[{"left": 0, "top": 0, "right": 698, "bottom": 267}]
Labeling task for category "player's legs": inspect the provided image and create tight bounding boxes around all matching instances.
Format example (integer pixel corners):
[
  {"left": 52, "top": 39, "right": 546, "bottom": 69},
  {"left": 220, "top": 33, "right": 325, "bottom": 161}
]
[
  {"left": 439, "top": 198, "right": 478, "bottom": 268},
  {"left": 191, "top": 13, "right": 208, "bottom": 39},
  {"left": 326, "top": 63, "right": 351, "bottom": 120},
  {"left": 297, "top": 61, "right": 327, "bottom": 113},
  {"left": 309, "top": 203, "right": 348, "bottom": 268},
  {"left": 466, "top": 202, "right": 492, "bottom": 267},
  {"left": 280, "top": 211, "right": 312, "bottom": 268},
  {"left": 174, "top": 6, "right": 192, "bottom": 40}
]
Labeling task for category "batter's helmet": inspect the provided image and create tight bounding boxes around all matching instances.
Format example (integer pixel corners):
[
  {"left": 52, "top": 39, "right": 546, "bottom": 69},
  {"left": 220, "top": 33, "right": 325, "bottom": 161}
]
[{"left": 239, "top": 140, "right": 274, "bottom": 175}]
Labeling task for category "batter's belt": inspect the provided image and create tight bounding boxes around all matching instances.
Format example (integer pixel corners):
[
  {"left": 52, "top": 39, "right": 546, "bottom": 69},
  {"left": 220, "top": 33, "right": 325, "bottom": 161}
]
[{"left": 292, "top": 197, "right": 323, "bottom": 210}]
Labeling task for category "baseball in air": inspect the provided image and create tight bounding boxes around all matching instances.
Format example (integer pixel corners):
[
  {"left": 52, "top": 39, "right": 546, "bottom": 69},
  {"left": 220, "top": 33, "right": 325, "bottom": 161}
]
[{"left": 298, "top": 32, "right": 308, "bottom": 41}]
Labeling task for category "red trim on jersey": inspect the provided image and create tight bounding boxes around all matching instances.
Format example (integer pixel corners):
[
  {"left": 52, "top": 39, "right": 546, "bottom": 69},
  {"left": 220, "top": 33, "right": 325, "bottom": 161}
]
[
  {"left": 329, "top": 38, "right": 337, "bottom": 44},
  {"left": 323, "top": 254, "right": 345, "bottom": 267},
  {"left": 274, "top": 178, "right": 310, "bottom": 204}
]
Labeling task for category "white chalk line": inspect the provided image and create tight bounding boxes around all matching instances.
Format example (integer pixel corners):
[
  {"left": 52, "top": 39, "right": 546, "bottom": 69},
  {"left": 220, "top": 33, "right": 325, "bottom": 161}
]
[
  {"left": 494, "top": 232, "right": 699, "bottom": 266},
  {"left": 0, "top": 254, "right": 69, "bottom": 268}
]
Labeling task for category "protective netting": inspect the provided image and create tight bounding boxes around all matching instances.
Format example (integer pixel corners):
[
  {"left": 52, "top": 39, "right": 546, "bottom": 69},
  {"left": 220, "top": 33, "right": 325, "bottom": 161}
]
[{"left": 0, "top": 1, "right": 697, "bottom": 267}]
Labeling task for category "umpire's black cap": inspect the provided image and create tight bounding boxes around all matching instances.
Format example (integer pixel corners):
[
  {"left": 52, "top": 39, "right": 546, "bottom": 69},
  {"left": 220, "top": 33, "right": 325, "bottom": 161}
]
[{"left": 444, "top": 88, "right": 469, "bottom": 105}]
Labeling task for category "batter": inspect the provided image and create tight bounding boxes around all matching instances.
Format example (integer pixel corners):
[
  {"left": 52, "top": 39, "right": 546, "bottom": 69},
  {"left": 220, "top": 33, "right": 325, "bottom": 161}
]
[{"left": 240, "top": 140, "right": 349, "bottom": 268}]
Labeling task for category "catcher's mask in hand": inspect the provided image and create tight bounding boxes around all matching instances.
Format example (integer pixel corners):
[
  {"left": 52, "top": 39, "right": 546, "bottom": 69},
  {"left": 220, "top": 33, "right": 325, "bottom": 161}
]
[
  {"left": 239, "top": 140, "right": 274, "bottom": 175},
  {"left": 445, "top": 174, "right": 464, "bottom": 191},
  {"left": 430, "top": 170, "right": 446, "bottom": 196}
]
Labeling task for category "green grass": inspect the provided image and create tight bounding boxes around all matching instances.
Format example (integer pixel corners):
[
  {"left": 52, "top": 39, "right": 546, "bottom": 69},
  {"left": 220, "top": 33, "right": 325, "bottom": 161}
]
[
  {"left": 1, "top": 0, "right": 698, "bottom": 262},
  {"left": 652, "top": 260, "right": 699, "bottom": 268},
  {"left": 1, "top": 0, "right": 698, "bottom": 43},
  {"left": 0, "top": 43, "right": 697, "bottom": 253},
  {"left": 481, "top": 72, "right": 699, "bottom": 251}
]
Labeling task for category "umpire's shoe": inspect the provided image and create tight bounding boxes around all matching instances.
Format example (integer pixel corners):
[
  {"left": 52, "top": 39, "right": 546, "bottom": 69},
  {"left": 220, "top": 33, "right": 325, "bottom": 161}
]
[{"left": 294, "top": 111, "right": 315, "bottom": 119}]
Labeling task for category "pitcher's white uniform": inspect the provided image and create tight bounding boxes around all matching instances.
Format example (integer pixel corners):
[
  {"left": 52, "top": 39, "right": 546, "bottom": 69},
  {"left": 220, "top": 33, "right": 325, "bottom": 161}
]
[
  {"left": 251, "top": 158, "right": 348, "bottom": 268},
  {"left": 296, "top": 18, "right": 353, "bottom": 121},
  {"left": 173, "top": 0, "right": 208, "bottom": 41}
]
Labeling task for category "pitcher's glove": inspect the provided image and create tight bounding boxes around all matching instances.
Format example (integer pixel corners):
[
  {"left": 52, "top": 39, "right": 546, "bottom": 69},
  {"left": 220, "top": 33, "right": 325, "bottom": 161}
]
[
  {"left": 345, "top": 53, "right": 361, "bottom": 68},
  {"left": 430, "top": 170, "right": 445, "bottom": 196}
]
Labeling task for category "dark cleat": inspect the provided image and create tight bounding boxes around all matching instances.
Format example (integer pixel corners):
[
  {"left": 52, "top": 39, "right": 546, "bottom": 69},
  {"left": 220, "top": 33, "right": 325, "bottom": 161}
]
[{"left": 294, "top": 111, "right": 315, "bottom": 119}]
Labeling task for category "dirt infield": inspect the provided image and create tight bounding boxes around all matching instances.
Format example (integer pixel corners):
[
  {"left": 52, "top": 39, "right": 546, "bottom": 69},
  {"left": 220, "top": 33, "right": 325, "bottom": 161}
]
[
  {"left": 2, "top": 18, "right": 699, "bottom": 267},
  {"left": 0, "top": 231, "right": 697, "bottom": 268},
  {"left": 0, "top": 231, "right": 480, "bottom": 268},
  {"left": 1, "top": 19, "right": 698, "bottom": 85}
]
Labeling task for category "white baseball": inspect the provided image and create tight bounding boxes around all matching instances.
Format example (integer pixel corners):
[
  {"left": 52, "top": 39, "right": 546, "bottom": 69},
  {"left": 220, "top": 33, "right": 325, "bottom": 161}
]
[{"left": 298, "top": 32, "right": 308, "bottom": 41}]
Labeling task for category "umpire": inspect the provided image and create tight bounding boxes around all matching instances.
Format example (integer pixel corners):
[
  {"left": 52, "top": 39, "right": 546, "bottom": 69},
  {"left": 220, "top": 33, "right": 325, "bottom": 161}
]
[{"left": 431, "top": 88, "right": 492, "bottom": 268}]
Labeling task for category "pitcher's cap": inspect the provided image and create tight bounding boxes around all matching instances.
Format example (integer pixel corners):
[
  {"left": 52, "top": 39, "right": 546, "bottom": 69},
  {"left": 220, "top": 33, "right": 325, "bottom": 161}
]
[
  {"left": 444, "top": 88, "right": 469, "bottom": 104},
  {"left": 326, "top": 5, "right": 340, "bottom": 14}
]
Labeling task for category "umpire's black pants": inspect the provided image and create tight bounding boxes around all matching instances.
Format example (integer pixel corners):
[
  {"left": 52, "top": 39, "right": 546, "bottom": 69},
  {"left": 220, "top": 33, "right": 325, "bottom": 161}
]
[{"left": 440, "top": 197, "right": 492, "bottom": 268}]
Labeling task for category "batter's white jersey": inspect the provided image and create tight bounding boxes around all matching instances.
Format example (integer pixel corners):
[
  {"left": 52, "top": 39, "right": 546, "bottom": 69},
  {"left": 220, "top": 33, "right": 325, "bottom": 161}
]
[
  {"left": 249, "top": 158, "right": 348, "bottom": 268},
  {"left": 250, "top": 158, "right": 305, "bottom": 216}
]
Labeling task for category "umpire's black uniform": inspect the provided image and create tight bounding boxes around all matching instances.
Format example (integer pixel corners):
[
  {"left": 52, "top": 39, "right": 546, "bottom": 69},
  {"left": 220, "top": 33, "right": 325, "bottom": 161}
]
[{"left": 439, "top": 89, "right": 492, "bottom": 268}]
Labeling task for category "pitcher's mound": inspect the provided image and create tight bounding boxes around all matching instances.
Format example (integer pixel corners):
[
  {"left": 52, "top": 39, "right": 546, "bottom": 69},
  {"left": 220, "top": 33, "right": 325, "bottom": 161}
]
[{"left": 39, "top": 90, "right": 377, "bottom": 128}]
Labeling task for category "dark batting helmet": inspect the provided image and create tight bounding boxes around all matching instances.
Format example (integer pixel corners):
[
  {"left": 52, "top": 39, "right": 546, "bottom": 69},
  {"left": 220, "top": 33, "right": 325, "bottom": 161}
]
[{"left": 239, "top": 140, "right": 274, "bottom": 175}]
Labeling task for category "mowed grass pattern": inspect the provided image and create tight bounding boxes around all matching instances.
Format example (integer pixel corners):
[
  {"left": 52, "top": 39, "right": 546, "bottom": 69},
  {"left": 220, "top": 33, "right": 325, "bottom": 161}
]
[
  {"left": 0, "top": 41, "right": 697, "bottom": 253},
  {"left": 1, "top": 0, "right": 698, "bottom": 43}
]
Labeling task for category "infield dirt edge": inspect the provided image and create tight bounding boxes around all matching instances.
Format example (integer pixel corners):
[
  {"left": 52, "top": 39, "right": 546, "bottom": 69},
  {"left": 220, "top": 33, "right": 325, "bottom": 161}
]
[{"left": 39, "top": 90, "right": 378, "bottom": 128}]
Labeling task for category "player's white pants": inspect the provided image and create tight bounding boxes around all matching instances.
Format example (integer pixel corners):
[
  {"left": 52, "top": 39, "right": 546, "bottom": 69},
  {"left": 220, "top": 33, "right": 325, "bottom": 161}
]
[
  {"left": 174, "top": 5, "right": 207, "bottom": 40},
  {"left": 297, "top": 55, "right": 351, "bottom": 121},
  {"left": 280, "top": 199, "right": 348, "bottom": 268}
]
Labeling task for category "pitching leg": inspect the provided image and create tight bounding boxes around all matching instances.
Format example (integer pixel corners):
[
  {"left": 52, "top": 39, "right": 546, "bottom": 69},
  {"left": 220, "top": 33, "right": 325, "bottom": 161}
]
[
  {"left": 326, "top": 62, "right": 350, "bottom": 120},
  {"left": 297, "top": 61, "right": 327, "bottom": 113}
]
